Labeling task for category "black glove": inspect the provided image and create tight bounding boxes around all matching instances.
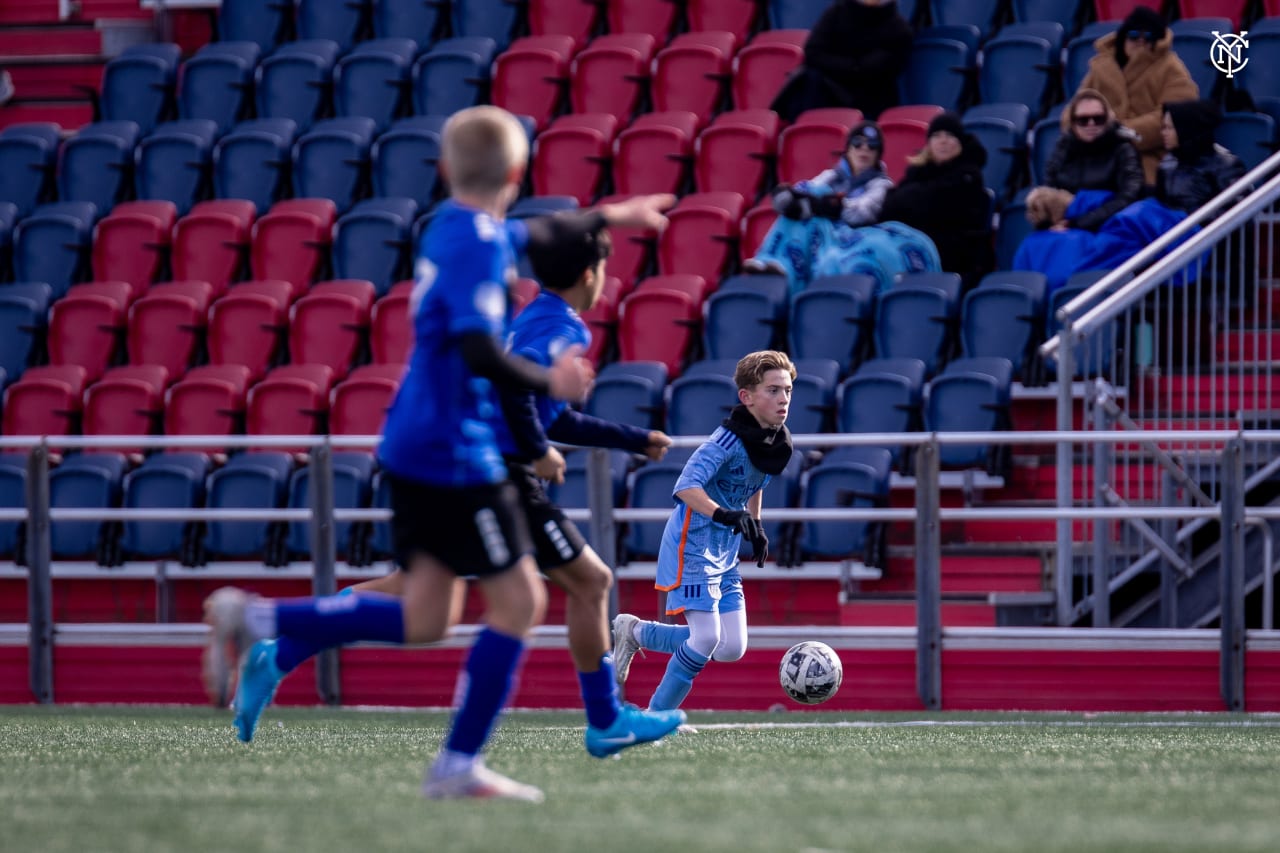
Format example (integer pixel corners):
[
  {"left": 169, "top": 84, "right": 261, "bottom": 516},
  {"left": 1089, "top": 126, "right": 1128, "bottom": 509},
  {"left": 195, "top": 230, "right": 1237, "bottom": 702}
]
[
  {"left": 712, "top": 508, "right": 770, "bottom": 568},
  {"left": 810, "top": 193, "right": 845, "bottom": 221},
  {"left": 772, "top": 187, "right": 809, "bottom": 221}
]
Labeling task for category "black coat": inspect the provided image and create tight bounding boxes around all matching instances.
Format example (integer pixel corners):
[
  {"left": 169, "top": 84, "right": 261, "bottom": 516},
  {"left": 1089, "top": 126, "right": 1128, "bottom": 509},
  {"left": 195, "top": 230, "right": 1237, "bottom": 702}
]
[
  {"left": 1156, "top": 148, "right": 1247, "bottom": 212},
  {"left": 878, "top": 134, "right": 993, "bottom": 279},
  {"left": 1044, "top": 125, "right": 1144, "bottom": 231}
]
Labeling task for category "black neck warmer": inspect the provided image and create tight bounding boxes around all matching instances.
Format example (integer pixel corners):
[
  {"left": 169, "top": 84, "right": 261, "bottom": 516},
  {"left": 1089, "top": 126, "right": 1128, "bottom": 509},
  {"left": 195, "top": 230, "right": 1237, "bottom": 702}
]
[{"left": 722, "top": 405, "right": 794, "bottom": 475}]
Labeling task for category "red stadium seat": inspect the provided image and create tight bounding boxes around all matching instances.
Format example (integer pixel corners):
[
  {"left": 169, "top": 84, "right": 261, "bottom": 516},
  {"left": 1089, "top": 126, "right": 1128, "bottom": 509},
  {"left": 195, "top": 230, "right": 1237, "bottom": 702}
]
[
  {"left": 879, "top": 105, "right": 944, "bottom": 183},
  {"left": 512, "top": 277, "right": 541, "bottom": 315},
  {"left": 618, "top": 288, "right": 699, "bottom": 377},
  {"left": 371, "top": 279, "right": 413, "bottom": 365},
  {"left": 48, "top": 282, "right": 133, "bottom": 383},
  {"left": 127, "top": 280, "right": 216, "bottom": 380},
  {"left": 531, "top": 113, "right": 619, "bottom": 205},
  {"left": 92, "top": 200, "right": 178, "bottom": 299},
  {"left": 207, "top": 279, "right": 292, "bottom": 380},
  {"left": 694, "top": 109, "right": 781, "bottom": 199},
  {"left": 1177, "top": 0, "right": 1247, "bottom": 27},
  {"left": 528, "top": 0, "right": 600, "bottom": 50},
  {"left": 246, "top": 364, "right": 335, "bottom": 444},
  {"left": 82, "top": 365, "right": 170, "bottom": 455},
  {"left": 491, "top": 35, "right": 576, "bottom": 132},
  {"left": 288, "top": 279, "right": 376, "bottom": 380},
  {"left": 732, "top": 32, "right": 805, "bottom": 110},
  {"left": 777, "top": 110, "right": 864, "bottom": 185},
  {"left": 579, "top": 275, "right": 622, "bottom": 366},
  {"left": 739, "top": 200, "right": 779, "bottom": 261},
  {"left": 607, "top": 0, "right": 680, "bottom": 41},
  {"left": 164, "top": 363, "right": 252, "bottom": 440},
  {"left": 657, "top": 191, "right": 745, "bottom": 283},
  {"left": 2, "top": 365, "right": 89, "bottom": 437},
  {"left": 330, "top": 363, "right": 403, "bottom": 437},
  {"left": 687, "top": 0, "right": 760, "bottom": 41},
  {"left": 634, "top": 272, "right": 713, "bottom": 303},
  {"left": 172, "top": 199, "right": 257, "bottom": 298},
  {"left": 651, "top": 31, "right": 738, "bottom": 122},
  {"left": 250, "top": 198, "right": 338, "bottom": 298},
  {"left": 613, "top": 110, "right": 700, "bottom": 196},
  {"left": 1094, "top": 0, "right": 1157, "bottom": 19},
  {"left": 570, "top": 33, "right": 657, "bottom": 123},
  {"left": 596, "top": 194, "right": 659, "bottom": 293}
]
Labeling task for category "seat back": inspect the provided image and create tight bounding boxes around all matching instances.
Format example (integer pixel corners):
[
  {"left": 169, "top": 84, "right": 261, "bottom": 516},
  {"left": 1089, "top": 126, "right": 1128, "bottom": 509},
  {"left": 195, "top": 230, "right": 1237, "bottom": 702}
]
[{"left": 254, "top": 40, "right": 341, "bottom": 133}]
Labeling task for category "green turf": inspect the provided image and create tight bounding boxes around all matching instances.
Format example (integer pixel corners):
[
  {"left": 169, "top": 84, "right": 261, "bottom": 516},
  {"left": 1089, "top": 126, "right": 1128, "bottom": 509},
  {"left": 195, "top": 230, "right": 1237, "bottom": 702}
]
[{"left": 5, "top": 706, "right": 1280, "bottom": 853}]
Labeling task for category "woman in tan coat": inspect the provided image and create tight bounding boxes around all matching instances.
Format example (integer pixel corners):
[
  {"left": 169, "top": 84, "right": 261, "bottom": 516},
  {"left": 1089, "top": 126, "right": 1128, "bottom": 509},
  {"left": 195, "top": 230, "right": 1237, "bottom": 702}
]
[{"left": 1078, "top": 5, "right": 1198, "bottom": 184}]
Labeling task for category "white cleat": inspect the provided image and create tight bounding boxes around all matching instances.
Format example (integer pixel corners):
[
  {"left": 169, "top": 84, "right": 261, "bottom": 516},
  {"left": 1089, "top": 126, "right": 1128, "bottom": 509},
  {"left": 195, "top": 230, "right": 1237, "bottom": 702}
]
[
  {"left": 202, "top": 587, "right": 253, "bottom": 708},
  {"left": 611, "top": 613, "right": 645, "bottom": 686},
  {"left": 422, "top": 762, "right": 545, "bottom": 803}
]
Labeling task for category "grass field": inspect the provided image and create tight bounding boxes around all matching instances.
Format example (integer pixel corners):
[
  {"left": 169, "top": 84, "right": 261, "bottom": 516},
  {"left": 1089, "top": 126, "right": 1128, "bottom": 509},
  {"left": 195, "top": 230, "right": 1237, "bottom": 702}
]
[{"left": 5, "top": 706, "right": 1280, "bottom": 853}]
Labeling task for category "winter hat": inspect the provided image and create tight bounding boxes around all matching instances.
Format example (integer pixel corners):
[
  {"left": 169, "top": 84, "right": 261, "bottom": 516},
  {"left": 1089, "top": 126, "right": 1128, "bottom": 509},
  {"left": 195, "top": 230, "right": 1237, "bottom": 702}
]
[
  {"left": 847, "top": 120, "right": 884, "bottom": 151},
  {"left": 926, "top": 112, "right": 965, "bottom": 139},
  {"left": 1117, "top": 5, "right": 1167, "bottom": 43},
  {"left": 1164, "top": 99, "right": 1222, "bottom": 162}
]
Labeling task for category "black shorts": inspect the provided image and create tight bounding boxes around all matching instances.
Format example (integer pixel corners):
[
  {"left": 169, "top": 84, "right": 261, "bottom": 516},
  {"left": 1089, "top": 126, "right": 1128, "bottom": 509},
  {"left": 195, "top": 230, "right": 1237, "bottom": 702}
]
[
  {"left": 385, "top": 473, "right": 533, "bottom": 577},
  {"left": 505, "top": 459, "right": 587, "bottom": 571}
]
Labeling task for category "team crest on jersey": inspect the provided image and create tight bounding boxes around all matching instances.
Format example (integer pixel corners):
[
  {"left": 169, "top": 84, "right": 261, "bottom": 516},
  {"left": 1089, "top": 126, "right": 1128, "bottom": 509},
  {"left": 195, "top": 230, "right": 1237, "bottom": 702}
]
[
  {"left": 473, "top": 212, "right": 498, "bottom": 241},
  {"left": 475, "top": 281, "right": 506, "bottom": 320}
]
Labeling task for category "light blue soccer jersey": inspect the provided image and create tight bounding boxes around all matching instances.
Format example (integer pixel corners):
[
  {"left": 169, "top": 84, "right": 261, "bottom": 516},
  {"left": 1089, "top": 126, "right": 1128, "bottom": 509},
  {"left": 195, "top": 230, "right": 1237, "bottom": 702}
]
[
  {"left": 655, "top": 426, "right": 771, "bottom": 608},
  {"left": 378, "top": 200, "right": 529, "bottom": 486}
]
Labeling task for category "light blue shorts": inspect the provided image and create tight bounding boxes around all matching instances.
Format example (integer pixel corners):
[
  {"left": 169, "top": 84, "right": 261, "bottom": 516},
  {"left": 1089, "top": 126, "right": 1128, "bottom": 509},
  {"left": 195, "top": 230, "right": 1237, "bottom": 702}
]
[{"left": 659, "top": 565, "right": 744, "bottom": 616}]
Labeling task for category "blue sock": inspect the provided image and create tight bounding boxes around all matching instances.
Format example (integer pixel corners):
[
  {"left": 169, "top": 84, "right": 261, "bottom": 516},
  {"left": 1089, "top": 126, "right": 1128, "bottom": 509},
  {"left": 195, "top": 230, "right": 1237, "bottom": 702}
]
[
  {"left": 648, "top": 641, "right": 709, "bottom": 711},
  {"left": 273, "top": 587, "right": 356, "bottom": 673},
  {"left": 444, "top": 627, "right": 524, "bottom": 757},
  {"left": 578, "top": 655, "right": 622, "bottom": 730},
  {"left": 639, "top": 621, "right": 690, "bottom": 655},
  {"left": 273, "top": 592, "right": 404, "bottom": 653}
]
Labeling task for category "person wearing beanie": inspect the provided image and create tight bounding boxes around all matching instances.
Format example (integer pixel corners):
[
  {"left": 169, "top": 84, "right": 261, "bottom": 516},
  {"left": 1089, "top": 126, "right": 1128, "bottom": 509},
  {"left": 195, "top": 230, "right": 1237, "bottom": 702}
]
[
  {"left": 877, "top": 112, "right": 994, "bottom": 284},
  {"left": 1078, "top": 4, "right": 1198, "bottom": 184},
  {"left": 1157, "top": 99, "right": 1245, "bottom": 212},
  {"left": 770, "top": 0, "right": 913, "bottom": 121}
]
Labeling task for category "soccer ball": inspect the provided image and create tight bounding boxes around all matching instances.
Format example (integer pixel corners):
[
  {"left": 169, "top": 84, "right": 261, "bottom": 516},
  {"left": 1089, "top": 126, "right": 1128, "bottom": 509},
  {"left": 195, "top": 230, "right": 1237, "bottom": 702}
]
[{"left": 779, "top": 641, "right": 843, "bottom": 705}]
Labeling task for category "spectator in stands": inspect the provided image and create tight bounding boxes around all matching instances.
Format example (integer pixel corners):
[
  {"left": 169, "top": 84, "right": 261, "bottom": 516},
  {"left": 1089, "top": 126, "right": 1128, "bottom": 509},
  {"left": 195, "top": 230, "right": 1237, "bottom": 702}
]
[
  {"left": 1156, "top": 99, "right": 1246, "bottom": 213},
  {"left": 1026, "top": 88, "right": 1144, "bottom": 232},
  {"left": 769, "top": 0, "right": 913, "bottom": 122},
  {"left": 877, "top": 112, "right": 993, "bottom": 286},
  {"left": 1077, "top": 5, "right": 1198, "bottom": 185}
]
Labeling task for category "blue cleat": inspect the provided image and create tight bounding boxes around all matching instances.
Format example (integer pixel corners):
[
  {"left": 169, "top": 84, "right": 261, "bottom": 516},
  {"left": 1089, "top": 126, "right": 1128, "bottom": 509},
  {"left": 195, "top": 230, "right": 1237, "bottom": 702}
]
[
  {"left": 232, "top": 638, "right": 284, "bottom": 743},
  {"left": 584, "top": 703, "right": 687, "bottom": 758}
]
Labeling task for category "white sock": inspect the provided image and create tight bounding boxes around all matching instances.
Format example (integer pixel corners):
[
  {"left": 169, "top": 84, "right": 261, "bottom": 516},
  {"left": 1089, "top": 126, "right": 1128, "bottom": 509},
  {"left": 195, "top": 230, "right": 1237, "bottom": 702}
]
[
  {"left": 243, "top": 601, "right": 277, "bottom": 640},
  {"left": 431, "top": 748, "right": 480, "bottom": 779}
]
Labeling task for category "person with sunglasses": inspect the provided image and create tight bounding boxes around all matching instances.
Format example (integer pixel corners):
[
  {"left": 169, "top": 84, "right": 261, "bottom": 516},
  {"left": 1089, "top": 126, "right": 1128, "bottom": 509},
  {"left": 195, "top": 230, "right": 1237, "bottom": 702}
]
[{"left": 1078, "top": 5, "right": 1198, "bottom": 185}]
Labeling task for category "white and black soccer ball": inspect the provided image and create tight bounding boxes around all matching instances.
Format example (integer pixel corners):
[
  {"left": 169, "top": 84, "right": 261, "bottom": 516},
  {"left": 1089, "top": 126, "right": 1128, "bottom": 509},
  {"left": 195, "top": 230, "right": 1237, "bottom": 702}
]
[{"left": 779, "top": 641, "right": 843, "bottom": 705}]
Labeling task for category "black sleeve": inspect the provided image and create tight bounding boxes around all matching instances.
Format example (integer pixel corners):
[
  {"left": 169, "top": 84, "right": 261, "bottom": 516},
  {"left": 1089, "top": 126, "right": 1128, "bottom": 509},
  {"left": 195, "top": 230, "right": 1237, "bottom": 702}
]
[
  {"left": 546, "top": 407, "right": 653, "bottom": 453},
  {"left": 522, "top": 210, "right": 609, "bottom": 254},
  {"left": 498, "top": 387, "right": 550, "bottom": 461},
  {"left": 459, "top": 331, "right": 550, "bottom": 394},
  {"left": 1044, "top": 136, "right": 1070, "bottom": 190}
]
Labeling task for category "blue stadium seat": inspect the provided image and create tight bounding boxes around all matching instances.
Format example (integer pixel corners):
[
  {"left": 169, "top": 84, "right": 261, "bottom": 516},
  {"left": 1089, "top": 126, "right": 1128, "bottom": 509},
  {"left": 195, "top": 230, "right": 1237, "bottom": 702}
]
[
  {"left": 767, "top": 0, "right": 830, "bottom": 30},
  {"left": 1029, "top": 111, "right": 1064, "bottom": 186},
  {"left": 546, "top": 448, "right": 630, "bottom": 553},
  {"left": 178, "top": 42, "right": 262, "bottom": 135},
  {"left": 121, "top": 452, "right": 210, "bottom": 559},
  {"left": 50, "top": 453, "right": 128, "bottom": 560},
  {"left": 218, "top": 0, "right": 291, "bottom": 51},
  {"left": 799, "top": 445, "right": 892, "bottom": 564},
  {"left": 789, "top": 357, "right": 841, "bottom": 436},
  {"left": 963, "top": 103, "right": 1030, "bottom": 202},
  {"left": 1044, "top": 280, "right": 1118, "bottom": 378},
  {"left": 286, "top": 451, "right": 376, "bottom": 559},
  {"left": 292, "top": 117, "right": 379, "bottom": 213},
  {"left": 899, "top": 32, "right": 974, "bottom": 113},
  {"left": 0, "top": 454, "right": 25, "bottom": 559},
  {"left": 1170, "top": 18, "right": 1235, "bottom": 100},
  {"left": 297, "top": 0, "right": 373, "bottom": 52},
  {"left": 924, "top": 356, "right": 1014, "bottom": 471},
  {"left": 332, "top": 197, "right": 418, "bottom": 296},
  {"left": 57, "top": 121, "right": 140, "bottom": 217},
  {"left": 978, "top": 25, "right": 1061, "bottom": 117},
  {"left": 370, "top": 468, "right": 393, "bottom": 559},
  {"left": 681, "top": 358, "right": 737, "bottom": 378},
  {"left": 1238, "top": 19, "right": 1280, "bottom": 102},
  {"left": 508, "top": 195, "right": 578, "bottom": 218},
  {"left": 0, "top": 282, "right": 52, "bottom": 385},
  {"left": 997, "top": 187, "right": 1033, "bottom": 271},
  {"left": 585, "top": 361, "right": 668, "bottom": 431},
  {"left": 624, "top": 460, "right": 683, "bottom": 561},
  {"left": 665, "top": 372, "right": 737, "bottom": 437},
  {"left": 375, "top": 0, "right": 447, "bottom": 49},
  {"left": 1065, "top": 22, "right": 1115, "bottom": 94},
  {"left": 978, "top": 268, "right": 1048, "bottom": 313},
  {"left": 213, "top": 118, "right": 298, "bottom": 214},
  {"left": 929, "top": 0, "right": 1002, "bottom": 39},
  {"left": 14, "top": 202, "right": 97, "bottom": 300},
  {"left": 875, "top": 286, "right": 956, "bottom": 376},
  {"left": 135, "top": 119, "right": 219, "bottom": 215},
  {"left": 372, "top": 115, "right": 447, "bottom": 209},
  {"left": 716, "top": 272, "right": 790, "bottom": 315},
  {"left": 255, "top": 40, "right": 342, "bottom": 133},
  {"left": 100, "top": 43, "right": 182, "bottom": 134},
  {"left": 894, "top": 270, "right": 963, "bottom": 311},
  {"left": 1011, "top": 0, "right": 1084, "bottom": 33},
  {"left": 736, "top": 450, "right": 803, "bottom": 565},
  {"left": 335, "top": 38, "right": 418, "bottom": 132},
  {"left": 204, "top": 451, "right": 294, "bottom": 560},
  {"left": 836, "top": 357, "right": 926, "bottom": 468},
  {"left": 788, "top": 273, "right": 877, "bottom": 373},
  {"left": 452, "top": 0, "right": 524, "bottom": 48},
  {"left": 703, "top": 288, "right": 782, "bottom": 361},
  {"left": 0, "top": 123, "right": 60, "bottom": 217},
  {"left": 0, "top": 201, "right": 16, "bottom": 281},
  {"left": 412, "top": 37, "right": 497, "bottom": 117},
  {"left": 1215, "top": 112, "right": 1276, "bottom": 172}
]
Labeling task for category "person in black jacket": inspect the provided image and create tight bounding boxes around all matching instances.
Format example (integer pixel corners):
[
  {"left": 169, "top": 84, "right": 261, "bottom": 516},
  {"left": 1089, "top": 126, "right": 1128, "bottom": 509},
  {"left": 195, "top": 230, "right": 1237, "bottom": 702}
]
[
  {"left": 1028, "top": 88, "right": 1144, "bottom": 232},
  {"left": 1157, "top": 99, "right": 1246, "bottom": 212},
  {"left": 877, "top": 112, "right": 993, "bottom": 283},
  {"left": 770, "top": 0, "right": 913, "bottom": 121}
]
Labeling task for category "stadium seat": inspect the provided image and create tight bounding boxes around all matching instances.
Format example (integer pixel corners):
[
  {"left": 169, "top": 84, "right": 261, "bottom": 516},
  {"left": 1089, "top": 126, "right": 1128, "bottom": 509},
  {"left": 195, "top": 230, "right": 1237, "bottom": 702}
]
[
  {"left": 767, "top": 0, "right": 828, "bottom": 30},
  {"left": 2, "top": 365, "right": 89, "bottom": 438},
  {"left": 412, "top": 37, "right": 497, "bottom": 117},
  {"left": 624, "top": 460, "right": 683, "bottom": 560},
  {"left": 596, "top": 193, "right": 659, "bottom": 289},
  {"left": 694, "top": 110, "right": 781, "bottom": 200},
  {"left": 585, "top": 360, "right": 668, "bottom": 430},
  {"left": 1169, "top": 18, "right": 1235, "bottom": 99},
  {"left": 245, "top": 364, "right": 335, "bottom": 456},
  {"left": 330, "top": 363, "right": 402, "bottom": 436},
  {"left": 212, "top": 118, "right": 298, "bottom": 215},
  {"left": 799, "top": 445, "right": 893, "bottom": 563},
  {"left": 789, "top": 274, "right": 877, "bottom": 373},
  {"left": 0, "top": 201, "right": 14, "bottom": 280},
  {"left": 924, "top": 356, "right": 1014, "bottom": 471},
  {"left": 134, "top": 120, "right": 218, "bottom": 216},
  {"left": 978, "top": 25, "right": 1061, "bottom": 119},
  {"left": 0, "top": 123, "right": 60, "bottom": 217},
  {"left": 370, "top": 280, "right": 413, "bottom": 364},
  {"left": 703, "top": 288, "right": 782, "bottom": 361},
  {"left": 171, "top": 199, "right": 257, "bottom": 296},
  {"left": 297, "top": 0, "right": 372, "bottom": 52},
  {"left": 731, "top": 31, "right": 805, "bottom": 111},
  {"left": 289, "top": 280, "right": 376, "bottom": 380},
  {"left": 292, "top": 117, "right": 378, "bottom": 214},
  {"left": 657, "top": 191, "right": 745, "bottom": 283},
  {"left": 451, "top": 0, "right": 522, "bottom": 47},
  {"left": 47, "top": 281, "right": 132, "bottom": 383},
  {"left": 13, "top": 202, "right": 96, "bottom": 301},
  {"left": 286, "top": 450, "right": 376, "bottom": 559},
  {"left": 127, "top": 280, "right": 215, "bottom": 379},
  {"left": 57, "top": 122, "right": 140, "bottom": 217},
  {"left": 1029, "top": 112, "right": 1064, "bottom": 186},
  {"left": 789, "top": 357, "right": 842, "bottom": 436},
  {"left": 777, "top": 109, "right": 866, "bottom": 185},
  {"left": 633, "top": 272, "right": 714, "bottom": 304},
  {"left": 739, "top": 200, "right": 778, "bottom": 260},
  {"left": 0, "top": 282, "right": 52, "bottom": 387},
  {"left": 618, "top": 289, "right": 700, "bottom": 377},
  {"left": 1215, "top": 112, "right": 1276, "bottom": 172},
  {"left": 962, "top": 104, "right": 1030, "bottom": 203},
  {"left": 1065, "top": 22, "right": 1115, "bottom": 94},
  {"left": 928, "top": 0, "right": 1002, "bottom": 39},
  {"left": 665, "top": 371, "right": 737, "bottom": 436},
  {"left": 546, "top": 449, "right": 630, "bottom": 553},
  {"left": 996, "top": 188, "right": 1033, "bottom": 272},
  {"left": 218, "top": 0, "right": 290, "bottom": 51},
  {"left": 82, "top": 365, "right": 170, "bottom": 451},
  {"left": 250, "top": 199, "right": 338, "bottom": 296},
  {"left": 835, "top": 358, "right": 927, "bottom": 468},
  {"left": 741, "top": 450, "right": 803, "bottom": 564},
  {"left": 50, "top": 453, "right": 128, "bottom": 560},
  {"left": 375, "top": 0, "right": 447, "bottom": 47},
  {"left": 528, "top": 0, "right": 599, "bottom": 49},
  {"left": 1045, "top": 280, "right": 1118, "bottom": 378},
  {"left": 333, "top": 38, "right": 417, "bottom": 132},
  {"left": 687, "top": 0, "right": 760, "bottom": 42},
  {"left": 0, "top": 454, "right": 23, "bottom": 559},
  {"left": 652, "top": 31, "right": 737, "bottom": 122},
  {"left": 613, "top": 111, "right": 699, "bottom": 196},
  {"left": 207, "top": 279, "right": 292, "bottom": 380},
  {"left": 163, "top": 364, "right": 253, "bottom": 448},
  {"left": 177, "top": 42, "right": 261, "bottom": 135},
  {"left": 899, "top": 31, "right": 975, "bottom": 114},
  {"left": 532, "top": 113, "right": 619, "bottom": 205},
  {"left": 879, "top": 104, "right": 944, "bottom": 184},
  {"left": 1012, "top": 0, "right": 1084, "bottom": 31},
  {"left": 121, "top": 452, "right": 210, "bottom": 560},
  {"left": 570, "top": 33, "right": 657, "bottom": 123},
  {"left": 92, "top": 201, "right": 179, "bottom": 297},
  {"left": 99, "top": 43, "right": 181, "bottom": 135},
  {"left": 255, "top": 40, "right": 342, "bottom": 133},
  {"left": 491, "top": 35, "right": 576, "bottom": 132},
  {"left": 203, "top": 450, "right": 295, "bottom": 560},
  {"left": 608, "top": 0, "right": 680, "bottom": 40},
  {"left": 1177, "top": 1, "right": 1247, "bottom": 30},
  {"left": 371, "top": 115, "right": 446, "bottom": 209},
  {"left": 331, "top": 198, "right": 417, "bottom": 297}
]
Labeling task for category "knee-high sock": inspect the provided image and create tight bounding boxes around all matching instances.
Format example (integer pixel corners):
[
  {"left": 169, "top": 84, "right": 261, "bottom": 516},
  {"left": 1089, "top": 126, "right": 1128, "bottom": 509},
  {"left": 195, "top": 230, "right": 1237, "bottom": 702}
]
[
  {"left": 273, "top": 587, "right": 356, "bottom": 673},
  {"left": 648, "top": 641, "right": 709, "bottom": 711},
  {"left": 578, "top": 655, "right": 621, "bottom": 729},
  {"left": 638, "top": 621, "right": 690, "bottom": 655},
  {"left": 444, "top": 627, "right": 525, "bottom": 757},
  {"left": 268, "top": 593, "right": 404, "bottom": 654}
]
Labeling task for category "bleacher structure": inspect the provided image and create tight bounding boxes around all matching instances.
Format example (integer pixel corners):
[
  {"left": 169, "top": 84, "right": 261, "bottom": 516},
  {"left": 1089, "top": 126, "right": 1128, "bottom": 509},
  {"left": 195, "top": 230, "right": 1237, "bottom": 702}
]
[{"left": 3, "top": 0, "right": 1280, "bottom": 713}]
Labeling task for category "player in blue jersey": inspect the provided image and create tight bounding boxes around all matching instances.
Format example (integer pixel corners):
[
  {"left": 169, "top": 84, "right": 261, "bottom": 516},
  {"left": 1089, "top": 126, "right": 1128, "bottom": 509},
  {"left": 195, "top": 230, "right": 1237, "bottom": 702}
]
[
  {"left": 225, "top": 210, "right": 685, "bottom": 762},
  {"left": 200, "top": 106, "right": 675, "bottom": 803},
  {"left": 610, "top": 351, "right": 795, "bottom": 712}
]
